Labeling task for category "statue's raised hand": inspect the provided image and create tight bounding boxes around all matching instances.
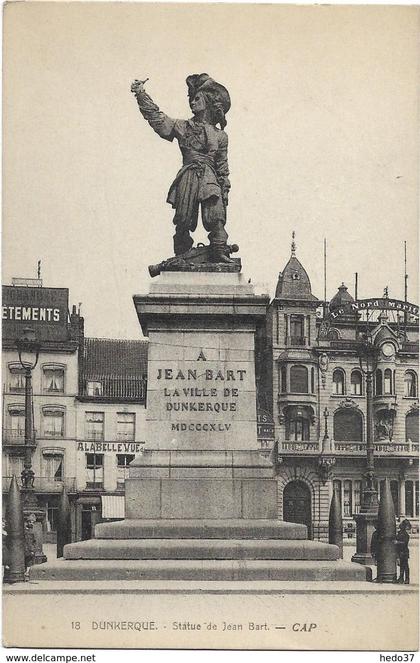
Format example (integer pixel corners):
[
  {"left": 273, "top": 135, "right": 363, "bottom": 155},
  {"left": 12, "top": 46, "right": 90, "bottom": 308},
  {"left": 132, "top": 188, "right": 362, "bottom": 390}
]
[{"left": 131, "top": 79, "right": 149, "bottom": 96}]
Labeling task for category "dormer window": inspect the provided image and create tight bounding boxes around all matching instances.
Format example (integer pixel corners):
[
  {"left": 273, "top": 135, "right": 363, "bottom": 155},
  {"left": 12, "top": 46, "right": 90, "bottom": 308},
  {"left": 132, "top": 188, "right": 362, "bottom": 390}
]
[{"left": 87, "top": 381, "right": 103, "bottom": 397}]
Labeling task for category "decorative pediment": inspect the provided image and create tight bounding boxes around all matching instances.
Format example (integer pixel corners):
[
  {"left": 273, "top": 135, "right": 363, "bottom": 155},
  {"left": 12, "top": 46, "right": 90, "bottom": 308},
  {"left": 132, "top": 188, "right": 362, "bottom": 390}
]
[{"left": 337, "top": 397, "right": 359, "bottom": 410}]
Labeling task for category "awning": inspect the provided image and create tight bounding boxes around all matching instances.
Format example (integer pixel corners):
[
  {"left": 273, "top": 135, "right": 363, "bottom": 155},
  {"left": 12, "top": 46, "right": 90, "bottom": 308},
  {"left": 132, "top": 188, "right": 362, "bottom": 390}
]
[{"left": 101, "top": 495, "right": 125, "bottom": 519}]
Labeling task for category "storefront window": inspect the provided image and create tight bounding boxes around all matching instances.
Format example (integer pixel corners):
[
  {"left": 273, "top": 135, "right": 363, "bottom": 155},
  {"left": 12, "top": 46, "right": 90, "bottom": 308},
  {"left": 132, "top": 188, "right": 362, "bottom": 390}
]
[
  {"left": 116, "top": 454, "right": 135, "bottom": 488},
  {"left": 343, "top": 480, "right": 352, "bottom": 516}
]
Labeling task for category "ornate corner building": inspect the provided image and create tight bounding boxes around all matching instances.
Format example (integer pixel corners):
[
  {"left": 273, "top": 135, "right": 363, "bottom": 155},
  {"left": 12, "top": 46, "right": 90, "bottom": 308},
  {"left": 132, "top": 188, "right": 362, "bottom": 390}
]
[{"left": 264, "top": 246, "right": 419, "bottom": 541}]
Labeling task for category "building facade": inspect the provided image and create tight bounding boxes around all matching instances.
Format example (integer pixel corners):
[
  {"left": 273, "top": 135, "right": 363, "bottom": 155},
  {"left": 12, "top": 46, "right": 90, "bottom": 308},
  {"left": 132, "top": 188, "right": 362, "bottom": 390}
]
[
  {"left": 2, "top": 280, "right": 147, "bottom": 542},
  {"left": 264, "top": 244, "right": 419, "bottom": 540}
]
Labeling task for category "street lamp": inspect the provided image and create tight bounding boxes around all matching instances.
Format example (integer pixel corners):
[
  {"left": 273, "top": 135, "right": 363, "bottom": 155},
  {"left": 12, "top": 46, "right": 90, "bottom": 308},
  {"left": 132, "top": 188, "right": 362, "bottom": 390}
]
[
  {"left": 15, "top": 328, "right": 47, "bottom": 563},
  {"left": 352, "top": 332, "right": 380, "bottom": 565},
  {"left": 318, "top": 407, "right": 336, "bottom": 484},
  {"left": 16, "top": 328, "right": 40, "bottom": 499}
]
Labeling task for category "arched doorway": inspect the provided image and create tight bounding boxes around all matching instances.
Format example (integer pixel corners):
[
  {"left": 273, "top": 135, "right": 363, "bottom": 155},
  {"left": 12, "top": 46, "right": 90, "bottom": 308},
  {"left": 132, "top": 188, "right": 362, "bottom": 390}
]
[{"left": 283, "top": 480, "right": 312, "bottom": 539}]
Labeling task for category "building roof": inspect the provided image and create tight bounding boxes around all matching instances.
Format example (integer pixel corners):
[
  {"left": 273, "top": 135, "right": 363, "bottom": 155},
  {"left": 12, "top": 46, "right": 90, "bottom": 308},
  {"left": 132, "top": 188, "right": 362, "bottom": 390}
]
[
  {"left": 275, "top": 256, "right": 318, "bottom": 301},
  {"left": 81, "top": 338, "right": 148, "bottom": 378},
  {"left": 329, "top": 283, "right": 355, "bottom": 310}
]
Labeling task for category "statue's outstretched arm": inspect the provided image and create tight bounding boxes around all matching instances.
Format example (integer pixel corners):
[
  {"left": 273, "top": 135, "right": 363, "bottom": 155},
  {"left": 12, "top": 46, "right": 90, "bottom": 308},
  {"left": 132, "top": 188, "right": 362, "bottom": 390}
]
[
  {"left": 131, "top": 80, "right": 176, "bottom": 142},
  {"left": 215, "top": 132, "right": 231, "bottom": 206}
]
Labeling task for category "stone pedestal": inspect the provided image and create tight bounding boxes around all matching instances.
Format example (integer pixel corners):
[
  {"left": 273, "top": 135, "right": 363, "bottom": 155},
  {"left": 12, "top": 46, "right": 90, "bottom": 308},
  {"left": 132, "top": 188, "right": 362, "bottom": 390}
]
[
  {"left": 351, "top": 512, "right": 377, "bottom": 565},
  {"left": 127, "top": 450, "right": 277, "bottom": 520},
  {"left": 130, "top": 270, "right": 271, "bottom": 520},
  {"left": 22, "top": 492, "right": 47, "bottom": 565}
]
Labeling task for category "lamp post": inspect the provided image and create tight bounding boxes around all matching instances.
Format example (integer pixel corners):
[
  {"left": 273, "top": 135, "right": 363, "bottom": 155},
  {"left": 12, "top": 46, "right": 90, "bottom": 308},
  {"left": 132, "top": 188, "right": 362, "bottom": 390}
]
[
  {"left": 352, "top": 333, "right": 379, "bottom": 565},
  {"left": 15, "top": 328, "right": 47, "bottom": 564},
  {"left": 318, "top": 407, "right": 335, "bottom": 483}
]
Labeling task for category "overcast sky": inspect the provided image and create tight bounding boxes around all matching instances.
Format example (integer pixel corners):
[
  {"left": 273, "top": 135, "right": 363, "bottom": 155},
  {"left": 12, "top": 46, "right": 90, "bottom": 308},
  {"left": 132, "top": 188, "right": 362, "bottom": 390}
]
[{"left": 3, "top": 3, "right": 419, "bottom": 339}]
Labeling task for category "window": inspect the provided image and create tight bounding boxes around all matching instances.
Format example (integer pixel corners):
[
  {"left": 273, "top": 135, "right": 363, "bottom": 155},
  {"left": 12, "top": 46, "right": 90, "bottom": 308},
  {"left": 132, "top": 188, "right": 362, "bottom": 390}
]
[
  {"left": 8, "top": 407, "right": 25, "bottom": 436},
  {"left": 404, "top": 371, "right": 417, "bottom": 398},
  {"left": 333, "top": 409, "right": 363, "bottom": 441},
  {"left": 290, "top": 365, "right": 308, "bottom": 393},
  {"left": 43, "top": 409, "right": 64, "bottom": 438},
  {"left": 43, "top": 452, "right": 64, "bottom": 482},
  {"left": 46, "top": 501, "right": 59, "bottom": 533},
  {"left": 43, "top": 367, "right": 64, "bottom": 393},
  {"left": 280, "top": 366, "right": 287, "bottom": 393},
  {"left": 85, "top": 412, "right": 104, "bottom": 441},
  {"left": 85, "top": 453, "right": 104, "bottom": 489},
  {"left": 406, "top": 411, "right": 419, "bottom": 444},
  {"left": 405, "top": 481, "right": 414, "bottom": 518},
  {"left": 87, "top": 381, "right": 103, "bottom": 397},
  {"left": 343, "top": 480, "right": 352, "bottom": 516},
  {"left": 350, "top": 370, "right": 363, "bottom": 396},
  {"left": 332, "top": 369, "right": 345, "bottom": 395},
  {"left": 116, "top": 413, "right": 135, "bottom": 441},
  {"left": 375, "top": 369, "right": 383, "bottom": 396},
  {"left": 290, "top": 315, "right": 304, "bottom": 343},
  {"left": 384, "top": 369, "right": 392, "bottom": 395},
  {"left": 311, "top": 367, "right": 315, "bottom": 393},
  {"left": 354, "top": 480, "right": 361, "bottom": 515},
  {"left": 286, "top": 417, "right": 310, "bottom": 441},
  {"left": 416, "top": 481, "right": 419, "bottom": 518},
  {"left": 8, "top": 366, "right": 25, "bottom": 393},
  {"left": 116, "top": 454, "right": 135, "bottom": 488}
]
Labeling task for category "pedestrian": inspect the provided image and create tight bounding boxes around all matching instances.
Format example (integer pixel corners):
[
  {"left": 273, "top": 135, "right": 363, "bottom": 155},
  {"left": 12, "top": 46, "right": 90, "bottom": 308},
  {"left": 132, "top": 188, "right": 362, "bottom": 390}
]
[
  {"left": 24, "top": 516, "right": 36, "bottom": 581},
  {"left": 396, "top": 519, "right": 411, "bottom": 584},
  {"left": 370, "top": 520, "right": 379, "bottom": 563}
]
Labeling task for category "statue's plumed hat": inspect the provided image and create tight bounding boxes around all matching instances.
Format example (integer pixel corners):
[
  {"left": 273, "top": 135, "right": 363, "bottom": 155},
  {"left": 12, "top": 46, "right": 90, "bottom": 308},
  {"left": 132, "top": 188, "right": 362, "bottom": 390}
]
[{"left": 186, "top": 73, "right": 231, "bottom": 114}]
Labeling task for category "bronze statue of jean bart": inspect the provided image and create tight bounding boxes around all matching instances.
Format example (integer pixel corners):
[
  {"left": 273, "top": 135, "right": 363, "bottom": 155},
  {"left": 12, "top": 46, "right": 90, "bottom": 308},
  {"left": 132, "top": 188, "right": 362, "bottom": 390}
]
[{"left": 131, "top": 74, "right": 238, "bottom": 267}]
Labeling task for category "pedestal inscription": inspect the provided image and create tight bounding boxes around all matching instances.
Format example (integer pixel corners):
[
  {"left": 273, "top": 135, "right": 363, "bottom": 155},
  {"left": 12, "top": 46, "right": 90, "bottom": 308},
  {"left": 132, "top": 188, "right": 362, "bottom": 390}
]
[{"left": 147, "top": 330, "right": 258, "bottom": 450}]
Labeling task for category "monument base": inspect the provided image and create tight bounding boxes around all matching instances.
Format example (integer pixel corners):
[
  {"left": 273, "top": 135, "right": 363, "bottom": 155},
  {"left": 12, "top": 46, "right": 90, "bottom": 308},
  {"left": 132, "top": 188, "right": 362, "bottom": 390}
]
[{"left": 125, "top": 450, "right": 277, "bottom": 520}]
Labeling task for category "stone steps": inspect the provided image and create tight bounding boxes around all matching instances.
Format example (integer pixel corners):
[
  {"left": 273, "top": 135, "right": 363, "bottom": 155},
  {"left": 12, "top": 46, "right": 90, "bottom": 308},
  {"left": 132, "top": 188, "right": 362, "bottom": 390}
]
[
  {"left": 63, "top": 538, "right": 338, "bottom": 561},
  {"left": 94, "top": 519, "right": 308, "bottom": 540},
  {"left": 30, "top": 559, "right": 370, "bottom": 582}
]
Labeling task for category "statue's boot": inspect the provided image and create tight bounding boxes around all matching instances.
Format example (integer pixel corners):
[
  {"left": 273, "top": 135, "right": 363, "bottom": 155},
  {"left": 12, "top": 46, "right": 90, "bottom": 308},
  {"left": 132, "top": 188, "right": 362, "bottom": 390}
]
[{"left": 209, "top": 239, "right": 234, "bottom": 264}]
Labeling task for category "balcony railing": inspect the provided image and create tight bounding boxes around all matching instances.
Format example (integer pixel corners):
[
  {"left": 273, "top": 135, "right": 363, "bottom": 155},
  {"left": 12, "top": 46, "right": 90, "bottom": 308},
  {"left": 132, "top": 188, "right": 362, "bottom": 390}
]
[
  {"left": 401, "top": 341, "right": 419, "bottom": 354},
  {"left": 2, "top": 476, "right": 76, "bottom": 493},
  {"left": 85, "top": 431, "right": 104, "bottom": 442},
  {"left": 281, "top": 441, "right": 320, "bottom": 453},
  {"left": 286, "top": 336, "right": 307, "bottom": 347},
  {"left": 260, "top": 439, "right": 419, "bottom": 456},
  {"left": 2, "top": 428, "right": 36, "bottom": 446}
]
